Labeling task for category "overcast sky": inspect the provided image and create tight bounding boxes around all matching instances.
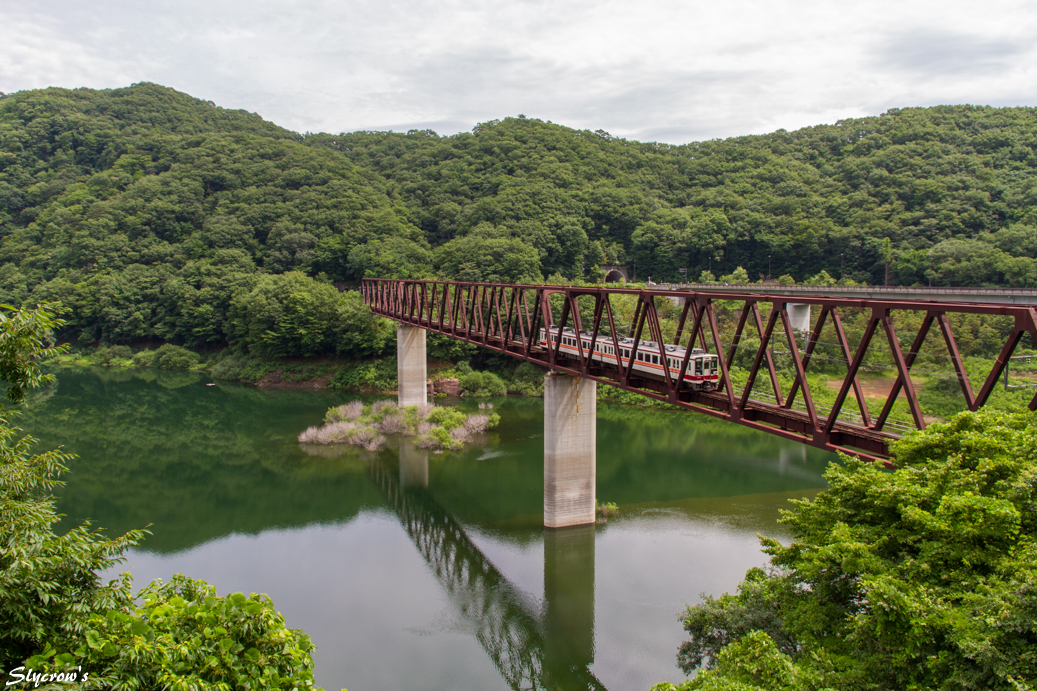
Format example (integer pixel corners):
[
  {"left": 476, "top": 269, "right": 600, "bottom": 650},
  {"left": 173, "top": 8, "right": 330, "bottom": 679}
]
[{"left": 2, "top": 0, "right": 1035, "bottom": 143}]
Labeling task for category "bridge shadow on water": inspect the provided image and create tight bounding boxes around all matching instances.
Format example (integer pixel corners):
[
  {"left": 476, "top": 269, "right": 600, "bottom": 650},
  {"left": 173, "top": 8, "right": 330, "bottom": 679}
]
[{"left": 372, "top": 438, "right": 606, "bottom": 691}]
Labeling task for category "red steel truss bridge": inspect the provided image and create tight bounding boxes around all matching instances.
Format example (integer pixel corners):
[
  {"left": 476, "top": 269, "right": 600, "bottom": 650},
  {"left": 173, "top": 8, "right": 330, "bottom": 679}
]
[{"left": 362, "top": 279, "right": 1037, "bottom": 462}]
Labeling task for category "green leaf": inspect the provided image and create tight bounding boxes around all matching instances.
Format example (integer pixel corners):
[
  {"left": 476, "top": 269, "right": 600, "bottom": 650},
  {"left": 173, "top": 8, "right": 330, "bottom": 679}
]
[{"left": 86, "top": 629, "right": 105, "bottom": 650}]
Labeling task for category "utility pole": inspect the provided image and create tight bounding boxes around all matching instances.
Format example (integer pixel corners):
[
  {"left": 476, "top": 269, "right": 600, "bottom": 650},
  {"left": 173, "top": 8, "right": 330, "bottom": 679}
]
[
  {"left": 840, "top": 253, "right": 844, "bottom": 280},
  {"left": 768, "top": 255, "right": 771, "bottom": 280}
]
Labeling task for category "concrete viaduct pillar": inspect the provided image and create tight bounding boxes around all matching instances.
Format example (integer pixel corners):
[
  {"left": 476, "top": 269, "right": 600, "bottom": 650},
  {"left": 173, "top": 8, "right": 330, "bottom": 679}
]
[
  {"left": 396, "top": 324, "right": 427, "bottom": 407},
  {"left": 543, "top": 372, "right": 596, "bottom": 529},
  {"left": 397, "top": 326, "right": 599, "bottom": 529}
]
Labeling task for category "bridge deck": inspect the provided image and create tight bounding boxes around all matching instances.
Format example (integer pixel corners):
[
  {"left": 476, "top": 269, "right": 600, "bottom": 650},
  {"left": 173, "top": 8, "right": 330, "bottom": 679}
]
[
  {"left": 658, "top": 283, "right": 1037, "bottom": 306},
  {"left": 363, "top": 279, "right": 1037, "bottom": 462}
]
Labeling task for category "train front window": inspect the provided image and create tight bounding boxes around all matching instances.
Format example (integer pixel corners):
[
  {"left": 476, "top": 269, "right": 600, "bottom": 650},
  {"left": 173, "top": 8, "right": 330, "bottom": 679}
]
[{"left": 695, "top": 359, "right": 703, "bottom": 375}]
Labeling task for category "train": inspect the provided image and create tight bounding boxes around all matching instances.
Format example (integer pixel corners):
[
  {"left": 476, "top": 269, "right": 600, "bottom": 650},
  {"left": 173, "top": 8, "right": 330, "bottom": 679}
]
[{"left": 538, "top": 326, "right": 720, "bottom": 390}]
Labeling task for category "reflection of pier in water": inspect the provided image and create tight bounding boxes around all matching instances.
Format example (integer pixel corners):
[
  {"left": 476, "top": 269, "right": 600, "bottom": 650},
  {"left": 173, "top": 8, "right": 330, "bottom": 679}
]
[{"left": 369, "top": 440, "right": 606, "bottom": 691}]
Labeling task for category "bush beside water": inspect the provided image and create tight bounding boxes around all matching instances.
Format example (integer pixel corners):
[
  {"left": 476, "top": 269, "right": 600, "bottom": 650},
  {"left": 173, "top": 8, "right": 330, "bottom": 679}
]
[
  {"left": 0, "top": 304, "right": 325, "bottom": 689},
  {"left": 460, "top": 371, "right": 507, "bottom": 397},
  {"left": 654, "top": 409, "right": 1037, "bottom": 691}
]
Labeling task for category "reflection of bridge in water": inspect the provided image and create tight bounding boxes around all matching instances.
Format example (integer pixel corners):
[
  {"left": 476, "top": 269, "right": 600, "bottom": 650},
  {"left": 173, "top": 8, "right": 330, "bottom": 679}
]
[{"left": 369, "top": 440, "right": 606, "bottom": 691}]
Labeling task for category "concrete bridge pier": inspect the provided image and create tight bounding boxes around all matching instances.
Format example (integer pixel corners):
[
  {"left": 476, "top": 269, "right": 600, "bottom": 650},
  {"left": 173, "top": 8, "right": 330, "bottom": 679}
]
[
  {"left": 397, "top": 324, "right": 427, "bottom": 407},
  {"left": 544, "top": 372, "right": 596, "bottom": 528}
]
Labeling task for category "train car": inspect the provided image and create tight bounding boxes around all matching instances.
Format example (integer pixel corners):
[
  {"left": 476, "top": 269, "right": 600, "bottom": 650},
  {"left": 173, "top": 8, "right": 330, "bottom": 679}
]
[{"left": 538, "top": 326, "right": 719, "bottom": 391}]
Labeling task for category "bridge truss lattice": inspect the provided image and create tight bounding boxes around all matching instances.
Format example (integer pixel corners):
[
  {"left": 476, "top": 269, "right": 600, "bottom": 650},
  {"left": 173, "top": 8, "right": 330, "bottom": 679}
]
[{"left": 363, "top": 279, "right": 1037, "bottom": 462}]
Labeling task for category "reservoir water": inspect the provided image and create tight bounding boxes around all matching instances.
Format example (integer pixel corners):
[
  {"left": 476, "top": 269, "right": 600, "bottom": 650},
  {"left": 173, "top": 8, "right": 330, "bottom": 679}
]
[{"left": 24, "top": 369, "right": 834, "bottom": 691}]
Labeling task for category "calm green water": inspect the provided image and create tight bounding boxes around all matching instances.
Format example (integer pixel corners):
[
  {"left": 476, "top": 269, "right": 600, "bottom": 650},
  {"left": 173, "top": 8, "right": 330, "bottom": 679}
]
[{"left": 22, "top": 368, "right": 834, "bottom": 691}]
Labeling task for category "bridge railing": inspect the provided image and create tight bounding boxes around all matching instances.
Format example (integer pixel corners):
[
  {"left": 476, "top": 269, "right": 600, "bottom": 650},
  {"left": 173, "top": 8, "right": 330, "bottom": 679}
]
[
  {"left": 658, "top": 282, "right": 1037, "bottom": 297},
  {"left": 363, "top": 279, "right": 1037, "bottom": 462}
]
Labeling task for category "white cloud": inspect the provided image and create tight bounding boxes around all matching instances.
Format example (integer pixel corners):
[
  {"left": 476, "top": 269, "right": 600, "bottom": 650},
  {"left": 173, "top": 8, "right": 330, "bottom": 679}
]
[{"left": 2, "top": 0, "right": 1036, "bottom": 143}]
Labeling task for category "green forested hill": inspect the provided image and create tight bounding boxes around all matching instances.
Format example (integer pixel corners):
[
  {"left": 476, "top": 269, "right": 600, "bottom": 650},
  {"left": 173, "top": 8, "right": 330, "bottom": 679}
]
[
  {"left": 2, "top": 83, "right": 1036, "bottom": 351},
  {"left": 0, "top": 84, "right": 421, "bottom": 349},
  {"left": 320, "top": 107, "right": 1037, "bottom": 286}
]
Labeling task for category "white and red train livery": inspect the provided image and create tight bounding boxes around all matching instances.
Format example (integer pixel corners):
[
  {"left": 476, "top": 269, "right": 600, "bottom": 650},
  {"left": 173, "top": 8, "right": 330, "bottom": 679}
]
[{"left": 538, "top": 326, "right": 719, "bottom": 391}]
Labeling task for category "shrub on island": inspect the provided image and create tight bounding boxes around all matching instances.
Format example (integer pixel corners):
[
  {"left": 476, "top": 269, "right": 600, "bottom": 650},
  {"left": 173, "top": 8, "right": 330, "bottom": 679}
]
[{"left": 298, "top": 400, "right": 499, "bottom": 451}]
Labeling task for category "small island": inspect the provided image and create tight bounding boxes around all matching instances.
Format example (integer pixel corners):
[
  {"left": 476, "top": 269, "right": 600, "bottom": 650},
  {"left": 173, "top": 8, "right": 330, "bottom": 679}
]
[{"left": 299, "top": 400, "right": 500, "bottom": 452}]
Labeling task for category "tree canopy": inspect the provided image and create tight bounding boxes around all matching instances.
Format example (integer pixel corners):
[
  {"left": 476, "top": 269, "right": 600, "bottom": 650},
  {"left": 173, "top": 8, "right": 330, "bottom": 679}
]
[
  {"left": 0, "top": 303, "right": 323, "bottom": 687},
  {"left": 655, "top": 409, "right": 1037, "bottom": 691},
  {"left": 2, "top": 85, "right": 1037, "bottom": 356}
]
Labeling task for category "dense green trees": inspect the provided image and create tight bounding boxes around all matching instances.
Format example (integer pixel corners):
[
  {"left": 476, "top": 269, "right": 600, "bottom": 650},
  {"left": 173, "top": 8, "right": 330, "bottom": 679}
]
[
  {"left": 432, "top": 230, "right": 543, "bottom": 283},
  {"left": 325, "top": 108, "right": 1037, "bottom": 287},
  {"left": 0, "top": 304, "right": 322, "bottom": 686},
  {"left": 0, "top": 85, "right": 413, "bottom": 354},
  {"left": 655, "top": 409, "right": 1037, "bottom": 691},
  {"left": 3, "top": 85, "right": 1037, "bottom": 359},
  {"left": 226, "top": 272, "right": 390, "bottom": 358}
]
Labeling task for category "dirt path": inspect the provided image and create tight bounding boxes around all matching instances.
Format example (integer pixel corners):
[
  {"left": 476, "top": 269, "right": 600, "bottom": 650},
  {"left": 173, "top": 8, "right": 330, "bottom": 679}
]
[{"left": 828, "top": 377, "right": 900, "bottom": 399}]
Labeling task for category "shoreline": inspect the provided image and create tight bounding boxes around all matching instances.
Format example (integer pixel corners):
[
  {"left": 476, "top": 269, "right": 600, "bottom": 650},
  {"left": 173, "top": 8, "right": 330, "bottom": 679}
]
[{"left": 46, "top": 352, "right": 680, "bottom": 409}]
